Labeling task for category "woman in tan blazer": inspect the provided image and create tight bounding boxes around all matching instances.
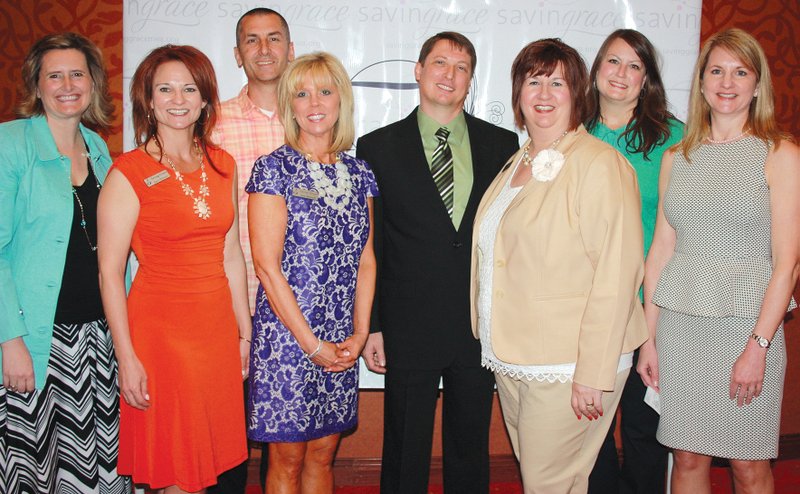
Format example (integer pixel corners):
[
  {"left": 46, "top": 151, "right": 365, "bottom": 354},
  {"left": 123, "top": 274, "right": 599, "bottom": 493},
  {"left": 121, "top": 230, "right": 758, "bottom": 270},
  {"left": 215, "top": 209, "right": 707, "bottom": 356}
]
[{"left": 470, "top": 38, "right": 648, "bottom": 493}]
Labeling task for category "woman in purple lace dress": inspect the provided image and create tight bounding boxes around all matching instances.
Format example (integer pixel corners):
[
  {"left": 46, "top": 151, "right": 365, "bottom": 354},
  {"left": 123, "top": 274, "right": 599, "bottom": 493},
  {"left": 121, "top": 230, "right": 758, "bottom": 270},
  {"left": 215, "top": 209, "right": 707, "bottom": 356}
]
[{"left": 245, "top": 52, "right": 377, "bottom": 493}]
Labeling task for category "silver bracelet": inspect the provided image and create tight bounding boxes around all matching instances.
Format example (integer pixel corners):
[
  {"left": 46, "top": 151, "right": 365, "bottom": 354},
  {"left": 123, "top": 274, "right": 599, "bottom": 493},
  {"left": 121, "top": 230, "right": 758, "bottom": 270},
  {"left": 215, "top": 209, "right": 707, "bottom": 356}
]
[{"left": 307, "top": 338, "right": 323, "bottom": 359}]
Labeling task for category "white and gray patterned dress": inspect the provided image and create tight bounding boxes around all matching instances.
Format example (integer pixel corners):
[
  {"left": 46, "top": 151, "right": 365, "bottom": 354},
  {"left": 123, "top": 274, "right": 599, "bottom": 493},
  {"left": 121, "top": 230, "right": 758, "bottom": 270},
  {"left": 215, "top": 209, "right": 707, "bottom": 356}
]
[{"left": 652, "top": 136, "right": 795, "bottom": 460}]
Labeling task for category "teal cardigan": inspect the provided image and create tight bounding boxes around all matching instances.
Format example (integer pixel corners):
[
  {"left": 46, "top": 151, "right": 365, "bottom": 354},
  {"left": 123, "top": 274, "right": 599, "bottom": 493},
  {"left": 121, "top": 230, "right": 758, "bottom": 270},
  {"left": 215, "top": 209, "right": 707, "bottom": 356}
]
[{"left": 0, "top": 115, "right": 112, "bottom": 388}]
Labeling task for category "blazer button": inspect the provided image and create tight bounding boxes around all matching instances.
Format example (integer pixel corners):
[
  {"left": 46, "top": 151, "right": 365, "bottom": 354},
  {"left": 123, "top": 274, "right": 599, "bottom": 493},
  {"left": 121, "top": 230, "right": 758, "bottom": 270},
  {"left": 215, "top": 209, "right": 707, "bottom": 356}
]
[
  {"left": 495, "top": 259, "right": 506, "bottom": 268},
  {"left": 496, "top": 289, "right": 505, "bottom": 298},
  {"left": 452, "top": 242, "right": 463, "bottom": 248}
]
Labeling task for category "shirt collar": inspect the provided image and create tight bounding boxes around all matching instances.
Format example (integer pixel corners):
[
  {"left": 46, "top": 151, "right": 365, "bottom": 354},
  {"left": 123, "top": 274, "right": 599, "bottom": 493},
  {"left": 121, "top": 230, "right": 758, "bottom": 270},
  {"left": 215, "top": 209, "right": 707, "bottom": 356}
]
[
  {"left": 417, "top": 108, "right": 467, "bottom": 146},
  {"left": 31, "top": 115, "right": 61, "bottom": 162},
  {"left": 31, "top": 114, "right": 104, "bottom": 167},
  {"left": 238, "top": 84, "right": 278, "bottom": 119}
]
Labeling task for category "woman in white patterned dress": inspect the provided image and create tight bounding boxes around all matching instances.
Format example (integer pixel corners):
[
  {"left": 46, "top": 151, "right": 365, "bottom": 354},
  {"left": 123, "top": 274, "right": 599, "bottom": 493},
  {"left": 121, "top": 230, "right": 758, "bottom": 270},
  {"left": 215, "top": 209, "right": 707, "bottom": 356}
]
[{"left": 640, "top": 28, "right": 799, "bottom": 493}]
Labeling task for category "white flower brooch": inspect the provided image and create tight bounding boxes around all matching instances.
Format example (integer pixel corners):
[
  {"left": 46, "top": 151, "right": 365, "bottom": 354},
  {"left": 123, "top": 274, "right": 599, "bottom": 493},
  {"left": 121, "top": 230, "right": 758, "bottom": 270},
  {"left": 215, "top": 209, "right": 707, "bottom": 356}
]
[{"left": 522, "top": 147, "right": 566, "bottom": 182}]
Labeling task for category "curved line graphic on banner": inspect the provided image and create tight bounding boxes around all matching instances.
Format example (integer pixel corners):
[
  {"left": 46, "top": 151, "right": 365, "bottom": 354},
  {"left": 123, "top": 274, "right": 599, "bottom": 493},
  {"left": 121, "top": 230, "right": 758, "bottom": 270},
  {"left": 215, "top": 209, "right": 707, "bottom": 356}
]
[{"left": 351, "top": 59, "right": 477, "bottom": 113}]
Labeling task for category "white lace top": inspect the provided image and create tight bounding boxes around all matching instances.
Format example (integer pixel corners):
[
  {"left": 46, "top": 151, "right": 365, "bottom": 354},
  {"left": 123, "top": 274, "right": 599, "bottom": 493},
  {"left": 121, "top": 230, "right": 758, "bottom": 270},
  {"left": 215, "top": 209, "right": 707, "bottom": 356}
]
[{"left": 476, "top": 159, "right": 632, "bottom": 383}]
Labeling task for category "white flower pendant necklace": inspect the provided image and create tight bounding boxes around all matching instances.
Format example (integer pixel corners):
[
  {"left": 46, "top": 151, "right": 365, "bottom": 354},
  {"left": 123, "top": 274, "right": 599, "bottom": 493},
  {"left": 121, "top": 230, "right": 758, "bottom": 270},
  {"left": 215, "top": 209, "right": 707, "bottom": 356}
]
[
  {"left": 306, "top": 153, "right": 353, "bottom": 212},
  {"left": 165, "top": 148, "right": 212, "bottom": 220}
]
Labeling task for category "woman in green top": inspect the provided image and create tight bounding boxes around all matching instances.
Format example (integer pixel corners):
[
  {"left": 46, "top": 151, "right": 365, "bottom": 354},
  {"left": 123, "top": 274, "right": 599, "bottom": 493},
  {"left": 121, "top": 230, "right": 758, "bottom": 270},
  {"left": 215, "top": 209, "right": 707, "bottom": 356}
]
[{"left": 585, "top": 29, "right": 683, "bottom": 494}]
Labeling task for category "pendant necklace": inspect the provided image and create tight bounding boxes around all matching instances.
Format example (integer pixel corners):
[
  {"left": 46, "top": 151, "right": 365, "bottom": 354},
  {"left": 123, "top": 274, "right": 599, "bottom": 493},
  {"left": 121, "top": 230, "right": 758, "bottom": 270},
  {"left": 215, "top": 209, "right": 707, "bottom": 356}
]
[
  {"left": 72, "top": 154, "right": 101, "bottom": 251},
  {"left": 165, "top": 147, "right": 212, "bottom": 220}
]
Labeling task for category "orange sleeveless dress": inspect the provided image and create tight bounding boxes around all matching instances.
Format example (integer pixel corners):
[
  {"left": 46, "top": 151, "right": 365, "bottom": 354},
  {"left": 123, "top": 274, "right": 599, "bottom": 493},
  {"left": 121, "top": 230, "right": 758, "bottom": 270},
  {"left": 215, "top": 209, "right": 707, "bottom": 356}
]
[{"left": 112, "top": 147, "right": 247, "bottom": 491}]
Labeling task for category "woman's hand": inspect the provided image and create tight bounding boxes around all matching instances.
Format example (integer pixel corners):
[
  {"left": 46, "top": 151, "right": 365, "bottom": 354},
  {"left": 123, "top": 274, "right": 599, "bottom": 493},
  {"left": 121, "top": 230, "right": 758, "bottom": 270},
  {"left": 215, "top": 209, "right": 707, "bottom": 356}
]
[
  {"left": 730, "top": 341, "right": 767, "bottom": 407},
  {"left": 118, "top": 354, "right": 150, "bottom": 410},
  {"left": 636, "top": 340, "right": 660, "bottom": 392},
  {"left": 328, "top": 332, "right": 368, "bottom": 372},
  {"left": 1, "top": 337, "right": 35, "bottom": 393},
  {"left": 571, "top": 382, "right": 603, "bottom": 420},
  {"left": 239, "top": 337, "right": 251, "bottom": 380},
  {"left": 309, "top": 340, "right": 342, "bottom": 371}
]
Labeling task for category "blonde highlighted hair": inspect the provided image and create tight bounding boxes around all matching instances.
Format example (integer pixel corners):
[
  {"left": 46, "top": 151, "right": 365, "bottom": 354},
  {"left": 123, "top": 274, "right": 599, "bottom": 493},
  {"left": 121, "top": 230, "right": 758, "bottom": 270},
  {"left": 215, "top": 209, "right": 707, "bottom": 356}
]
[
  {"left": 278, "top": 52, "right": 355, "bottom": 154},
  {"left": 681, "top": 28, "right": 792, "bottom": 159},
  {"left": 18, "top": 32, "right": 114, "bottom": 129}
]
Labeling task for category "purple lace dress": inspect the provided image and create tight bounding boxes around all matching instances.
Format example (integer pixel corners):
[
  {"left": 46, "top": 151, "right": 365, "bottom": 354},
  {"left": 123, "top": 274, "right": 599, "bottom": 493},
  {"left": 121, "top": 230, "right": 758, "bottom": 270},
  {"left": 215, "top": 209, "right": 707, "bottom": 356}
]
[{"left": 245, "top": 145, "right": 378, "bottom": 442}]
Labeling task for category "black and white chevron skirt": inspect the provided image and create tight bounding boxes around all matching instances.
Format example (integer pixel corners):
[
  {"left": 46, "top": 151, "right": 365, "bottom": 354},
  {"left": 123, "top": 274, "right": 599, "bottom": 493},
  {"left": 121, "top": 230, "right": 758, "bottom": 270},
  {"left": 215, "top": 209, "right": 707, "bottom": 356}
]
[{"left": 0, "top": 319, "right": 131, "bottom": 493}]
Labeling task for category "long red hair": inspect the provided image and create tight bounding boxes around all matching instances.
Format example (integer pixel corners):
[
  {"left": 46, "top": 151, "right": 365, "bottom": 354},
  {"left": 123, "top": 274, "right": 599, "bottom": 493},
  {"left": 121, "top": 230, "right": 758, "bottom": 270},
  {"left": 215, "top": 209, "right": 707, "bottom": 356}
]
[{"left": 129, "top": 44, "right": 221, "bottom": 169}]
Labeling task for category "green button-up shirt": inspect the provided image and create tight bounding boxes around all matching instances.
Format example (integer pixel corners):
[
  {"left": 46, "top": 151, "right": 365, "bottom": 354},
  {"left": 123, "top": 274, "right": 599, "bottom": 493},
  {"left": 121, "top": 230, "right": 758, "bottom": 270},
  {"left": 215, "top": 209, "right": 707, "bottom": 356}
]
[{"left": 418, "top": 109, "right": 473, "bottom": 229}]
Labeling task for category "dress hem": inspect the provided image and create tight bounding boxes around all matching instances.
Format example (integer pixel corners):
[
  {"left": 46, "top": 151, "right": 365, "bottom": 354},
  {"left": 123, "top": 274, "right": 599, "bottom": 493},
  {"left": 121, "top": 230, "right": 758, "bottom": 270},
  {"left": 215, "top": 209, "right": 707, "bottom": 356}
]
[
  {"left": 657, "top": 436, "right": 777, "bottom": 462},
  {"left": 126, "top": 451, "right": 249, "bottom": 492},
  {"left": 248, "top": 417, "right": 358, "bottom": 444}
]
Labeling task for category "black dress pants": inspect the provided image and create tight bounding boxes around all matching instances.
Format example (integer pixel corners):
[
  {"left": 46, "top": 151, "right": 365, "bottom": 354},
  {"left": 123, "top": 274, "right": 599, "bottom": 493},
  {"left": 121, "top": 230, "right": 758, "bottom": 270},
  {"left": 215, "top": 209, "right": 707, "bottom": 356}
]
[{"left": 380, "top": 359, "right": 495, "bottom": 494}]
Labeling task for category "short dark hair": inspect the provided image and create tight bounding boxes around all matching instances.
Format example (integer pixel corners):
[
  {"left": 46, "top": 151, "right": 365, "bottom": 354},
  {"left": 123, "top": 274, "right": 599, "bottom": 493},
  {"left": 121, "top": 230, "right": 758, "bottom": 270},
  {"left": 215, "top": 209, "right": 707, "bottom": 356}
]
[
  {"left": 510, "top": 38, "right": 588, "bottom": 131},
  {"left": 417, "top": 31, "right": 476, "bottom": 75},
  {"left": 235, "top": 8, "right": 291, "bottom": 47},
  {"left": 18, "top": 32, "right": 114, "bottom": 129}
]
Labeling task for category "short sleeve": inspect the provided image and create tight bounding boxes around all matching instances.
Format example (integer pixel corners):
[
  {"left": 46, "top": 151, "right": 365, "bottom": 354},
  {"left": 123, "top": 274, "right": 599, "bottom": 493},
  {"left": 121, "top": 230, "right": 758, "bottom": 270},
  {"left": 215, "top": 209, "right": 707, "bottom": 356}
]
[
  {"left": 246, "top": 147, "right": 291, "bottom": 197},
  {"left": 361, "top": 160, "right": 379, "bottom": 198}
]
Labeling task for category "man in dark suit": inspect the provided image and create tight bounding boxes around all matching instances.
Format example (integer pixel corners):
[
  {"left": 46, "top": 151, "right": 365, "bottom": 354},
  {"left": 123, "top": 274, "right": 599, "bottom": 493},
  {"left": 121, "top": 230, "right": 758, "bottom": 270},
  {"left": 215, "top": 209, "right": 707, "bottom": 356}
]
[{"left": 356, "top": 31, "right": 519, "bottom": 494}]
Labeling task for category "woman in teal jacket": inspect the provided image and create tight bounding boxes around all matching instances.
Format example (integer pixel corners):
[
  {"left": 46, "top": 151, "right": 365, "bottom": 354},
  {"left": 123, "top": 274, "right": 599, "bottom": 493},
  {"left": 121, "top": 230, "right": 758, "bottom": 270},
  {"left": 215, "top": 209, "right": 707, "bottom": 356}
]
[{"left": 0, "top": 33, "right": 129, "bottom": 493}]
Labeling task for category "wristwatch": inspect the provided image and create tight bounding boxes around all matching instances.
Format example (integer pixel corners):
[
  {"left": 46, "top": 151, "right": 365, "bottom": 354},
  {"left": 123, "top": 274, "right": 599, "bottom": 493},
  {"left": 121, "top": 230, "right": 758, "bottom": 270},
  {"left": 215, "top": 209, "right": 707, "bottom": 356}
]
[{"left": 751, "top": 333, "right": 771, "bottom": 348}]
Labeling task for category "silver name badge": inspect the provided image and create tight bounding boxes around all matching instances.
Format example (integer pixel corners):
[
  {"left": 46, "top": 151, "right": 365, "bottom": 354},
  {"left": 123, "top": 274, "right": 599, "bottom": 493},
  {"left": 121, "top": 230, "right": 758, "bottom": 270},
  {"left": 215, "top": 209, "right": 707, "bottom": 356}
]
[
  {"left": 144, "top": 170, "right": 170, "bottom": 187},
  {"left": 292, "top": 187, "right": 319, "bottom": 199}
]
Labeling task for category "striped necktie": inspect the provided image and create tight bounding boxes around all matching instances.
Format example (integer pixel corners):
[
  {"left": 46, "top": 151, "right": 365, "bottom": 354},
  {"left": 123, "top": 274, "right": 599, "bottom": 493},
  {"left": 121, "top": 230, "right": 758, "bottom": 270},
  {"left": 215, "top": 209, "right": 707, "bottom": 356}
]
[{"left": 431, "top": 127, "right": 454, "bottom": 217}]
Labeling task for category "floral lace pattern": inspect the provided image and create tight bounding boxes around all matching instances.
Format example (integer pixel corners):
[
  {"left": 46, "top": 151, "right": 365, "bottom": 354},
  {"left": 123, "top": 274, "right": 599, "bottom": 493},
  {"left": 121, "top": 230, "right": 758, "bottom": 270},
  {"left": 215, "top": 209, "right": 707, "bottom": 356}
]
[{"left": 245, "top": 145, "right": 378, "bottom": 442}]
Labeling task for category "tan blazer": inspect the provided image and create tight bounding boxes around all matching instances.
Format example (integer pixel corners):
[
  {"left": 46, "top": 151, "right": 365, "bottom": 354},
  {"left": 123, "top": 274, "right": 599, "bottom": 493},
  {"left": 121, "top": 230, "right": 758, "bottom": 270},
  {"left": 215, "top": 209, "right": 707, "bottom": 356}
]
[{"left": 470, "top": 126, "right": 648, "bottom": 391}]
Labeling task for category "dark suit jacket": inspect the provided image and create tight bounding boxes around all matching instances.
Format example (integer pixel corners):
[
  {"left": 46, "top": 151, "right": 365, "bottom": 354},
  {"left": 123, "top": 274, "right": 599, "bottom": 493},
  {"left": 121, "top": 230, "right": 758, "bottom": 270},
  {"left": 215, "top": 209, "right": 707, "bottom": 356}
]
[{"left": 356, "top": 108, "right": 519, "bottom": 369}]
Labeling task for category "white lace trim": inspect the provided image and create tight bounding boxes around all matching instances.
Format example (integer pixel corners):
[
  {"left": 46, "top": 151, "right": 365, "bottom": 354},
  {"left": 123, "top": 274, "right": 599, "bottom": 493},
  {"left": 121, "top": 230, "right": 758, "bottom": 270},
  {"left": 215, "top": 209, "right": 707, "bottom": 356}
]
[{"left": 481, "top": 352, "right": 634, "bottom": 383}]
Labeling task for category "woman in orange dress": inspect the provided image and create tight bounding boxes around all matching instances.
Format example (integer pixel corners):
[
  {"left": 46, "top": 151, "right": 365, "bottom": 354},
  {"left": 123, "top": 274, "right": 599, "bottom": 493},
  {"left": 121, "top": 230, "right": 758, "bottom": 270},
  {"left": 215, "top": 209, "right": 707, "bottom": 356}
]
[{"left": 98, "top": 45, "right": 250, "bottom": 493}]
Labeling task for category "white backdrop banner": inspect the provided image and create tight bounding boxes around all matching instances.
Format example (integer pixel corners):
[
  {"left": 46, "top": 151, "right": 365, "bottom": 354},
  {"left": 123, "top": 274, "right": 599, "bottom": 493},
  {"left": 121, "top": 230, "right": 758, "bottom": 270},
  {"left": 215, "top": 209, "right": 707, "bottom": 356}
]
[{"left": 123, "top": 0, "right": 701, "bottom": 388}]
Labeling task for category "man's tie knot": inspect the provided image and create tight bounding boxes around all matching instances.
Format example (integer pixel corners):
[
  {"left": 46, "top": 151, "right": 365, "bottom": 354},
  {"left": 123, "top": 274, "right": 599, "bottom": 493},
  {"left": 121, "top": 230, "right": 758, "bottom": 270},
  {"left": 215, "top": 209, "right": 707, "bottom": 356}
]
[{"left": 435, "top": 127, "right": 450, "bottom": 142}]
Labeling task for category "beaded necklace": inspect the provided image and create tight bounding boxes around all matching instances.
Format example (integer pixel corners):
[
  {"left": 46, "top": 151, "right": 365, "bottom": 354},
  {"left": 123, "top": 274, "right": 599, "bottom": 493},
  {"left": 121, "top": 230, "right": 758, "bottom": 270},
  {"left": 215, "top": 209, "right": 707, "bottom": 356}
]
[
  {"left": 305, "top": 153, "right": 352, "bottom": 212},
  {"left": 71, "top": 156, "right": 100, "bottom": 251},
  {"left": 705, "top": 128, "right": 749, "bottom": 144}
]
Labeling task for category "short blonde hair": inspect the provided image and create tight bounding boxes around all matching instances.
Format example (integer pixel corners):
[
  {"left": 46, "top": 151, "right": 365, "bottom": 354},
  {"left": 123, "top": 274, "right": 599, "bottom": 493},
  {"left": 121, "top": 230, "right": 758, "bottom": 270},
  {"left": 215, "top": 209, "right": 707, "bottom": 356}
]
[
  {"left": 681, "top": 28, "right": 792, "bottom": 158},
  {"left": 278, "top": 52, "right": 355, "bottom": 154}
]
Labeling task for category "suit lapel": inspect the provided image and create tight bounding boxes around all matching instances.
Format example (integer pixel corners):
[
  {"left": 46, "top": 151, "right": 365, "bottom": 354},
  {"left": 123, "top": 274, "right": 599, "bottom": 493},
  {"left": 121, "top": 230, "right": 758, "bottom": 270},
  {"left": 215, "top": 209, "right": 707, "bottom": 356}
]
[{"left": 460, "top": 114, "right": 496, "bottom": 235}]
